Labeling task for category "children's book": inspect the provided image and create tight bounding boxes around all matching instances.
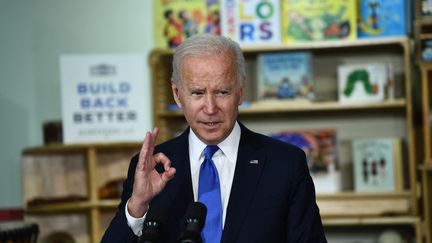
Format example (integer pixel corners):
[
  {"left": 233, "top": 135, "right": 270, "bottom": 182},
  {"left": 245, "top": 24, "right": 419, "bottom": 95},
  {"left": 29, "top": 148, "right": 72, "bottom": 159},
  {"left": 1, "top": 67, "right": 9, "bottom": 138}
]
[
  {"left": 337, "top": 62, "right": 393, "bottom": 103},
  {"left": 281, "top": 0, "right": 357, "bottom": 43},
  {"left": 220, "top": 0, "right": 281, "bottom": 46},
  {"left": 153, "top": 0, "right": 220, "bottom": 48},
  {"left": 357, "top": 0, "right": 407, "bottom": 38},
  {"left": 257, "top": 51, "right": 314, "bottom": 100},
  {"left": 270, "top": 129, "right": 341, "bottom": 193},
  {"left": 352, "top": 138, "right": 404, "bottom": 192}
]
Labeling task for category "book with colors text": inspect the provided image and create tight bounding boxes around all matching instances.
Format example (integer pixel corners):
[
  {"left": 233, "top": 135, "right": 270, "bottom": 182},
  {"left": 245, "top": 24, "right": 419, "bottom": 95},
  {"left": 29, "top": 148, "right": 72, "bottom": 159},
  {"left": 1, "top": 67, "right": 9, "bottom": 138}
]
[{"left": 220, "top": 0, "right": 281, "bottom": 46}]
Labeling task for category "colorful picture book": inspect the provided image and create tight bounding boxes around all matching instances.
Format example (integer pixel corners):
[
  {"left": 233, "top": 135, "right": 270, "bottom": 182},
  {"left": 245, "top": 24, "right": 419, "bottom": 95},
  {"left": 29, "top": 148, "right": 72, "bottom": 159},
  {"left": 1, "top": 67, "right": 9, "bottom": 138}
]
[
  {"left": 220, "top": 0, "right": 281, "bottom": 46},
  {"left": 352, "top": 138, "right": 404, "bottom": 192},
  {"left": 337, "top": 62, "right": 394, "bottom": 103},
  {"left": 257, "top": 51, "right": 314, "bottom": 100},
  {"left": 281, "top": 0, "right": 357, "bottom": 43},
  {"left": 153, "top": 0, "right": 220, "bottom": 48},
  {"left": 357, "top": 0, "right": 407, "bottom": 38},
  {"left": 270, "top": 129, "right": 341, "bottom": 193}
]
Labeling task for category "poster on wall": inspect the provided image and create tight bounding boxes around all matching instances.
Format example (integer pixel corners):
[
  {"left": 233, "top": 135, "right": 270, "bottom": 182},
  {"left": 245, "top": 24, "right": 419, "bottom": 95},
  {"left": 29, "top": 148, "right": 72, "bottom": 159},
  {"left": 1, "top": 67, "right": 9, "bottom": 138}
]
[{"left": 60, "top": 54, "right": 150, "bottom": 144}]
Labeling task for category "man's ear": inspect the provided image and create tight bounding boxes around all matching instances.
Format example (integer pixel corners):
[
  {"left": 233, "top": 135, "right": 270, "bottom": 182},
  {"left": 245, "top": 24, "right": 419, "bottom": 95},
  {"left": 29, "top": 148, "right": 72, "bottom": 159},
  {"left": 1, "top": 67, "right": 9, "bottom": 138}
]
[{"left": 171, "top": 82, "right": 182, "bottom": 109}]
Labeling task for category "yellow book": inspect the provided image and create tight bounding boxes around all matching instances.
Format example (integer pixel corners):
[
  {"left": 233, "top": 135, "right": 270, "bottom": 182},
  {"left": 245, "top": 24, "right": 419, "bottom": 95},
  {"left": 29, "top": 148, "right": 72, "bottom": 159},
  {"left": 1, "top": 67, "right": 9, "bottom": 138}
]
[
  {"left": 153, "top": 0, "right": 220, "bottom": 48},
  {"left": 281, "top": 0, "right": 357, "bottom": 43}
]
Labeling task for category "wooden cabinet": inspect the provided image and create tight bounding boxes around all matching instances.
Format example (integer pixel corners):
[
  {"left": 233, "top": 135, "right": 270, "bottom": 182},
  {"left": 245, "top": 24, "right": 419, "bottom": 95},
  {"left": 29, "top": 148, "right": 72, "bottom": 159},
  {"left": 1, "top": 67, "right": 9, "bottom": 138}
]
[
  {"left": 150, "top": 37, "right": 423, "bottom": 241},
  {"left": 21, "top": 143, "right": 141, "bottom": 243}
]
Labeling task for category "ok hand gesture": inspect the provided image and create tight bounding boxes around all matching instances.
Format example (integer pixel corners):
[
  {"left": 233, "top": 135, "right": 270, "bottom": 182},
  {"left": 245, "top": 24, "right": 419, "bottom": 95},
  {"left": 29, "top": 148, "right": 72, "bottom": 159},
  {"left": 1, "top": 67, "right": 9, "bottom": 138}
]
[{"left": 127, "top": 128, "right": 176, "bottom": 217}]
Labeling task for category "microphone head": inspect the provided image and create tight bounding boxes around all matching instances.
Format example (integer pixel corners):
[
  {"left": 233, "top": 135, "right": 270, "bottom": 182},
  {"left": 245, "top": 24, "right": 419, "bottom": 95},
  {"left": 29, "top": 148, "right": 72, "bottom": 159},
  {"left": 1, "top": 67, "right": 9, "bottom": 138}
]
[
  {"left": 140, "top": 206, "right": 168, "bottom": 243},
  {"left": 184, "top": 202, "right": 207, "bottom": 231}
]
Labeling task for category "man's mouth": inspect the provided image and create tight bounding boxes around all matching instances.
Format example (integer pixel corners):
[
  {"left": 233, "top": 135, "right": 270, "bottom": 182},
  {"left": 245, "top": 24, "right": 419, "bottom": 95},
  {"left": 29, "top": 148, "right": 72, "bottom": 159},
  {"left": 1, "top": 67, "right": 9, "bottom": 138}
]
[{"left": 203, "top": 122, "right": 219, "bottom": 127}]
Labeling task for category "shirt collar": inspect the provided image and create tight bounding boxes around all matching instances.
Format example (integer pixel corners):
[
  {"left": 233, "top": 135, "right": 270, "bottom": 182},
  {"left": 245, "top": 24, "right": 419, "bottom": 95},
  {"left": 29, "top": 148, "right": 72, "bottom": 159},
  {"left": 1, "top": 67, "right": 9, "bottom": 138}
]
[{"left": 189, "top": 121, "right": 241, "bottom": 164}]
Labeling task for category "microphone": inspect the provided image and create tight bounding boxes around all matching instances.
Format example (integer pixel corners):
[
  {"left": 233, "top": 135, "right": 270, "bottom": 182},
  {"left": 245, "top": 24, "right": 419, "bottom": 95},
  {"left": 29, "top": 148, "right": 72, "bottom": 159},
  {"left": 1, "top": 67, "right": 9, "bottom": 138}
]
[
  {"left": 139, "top": 206, "right": 168, "bottom": 243},
  {"left": 178, "top": 202, "right": 207, "bottom": 243}
]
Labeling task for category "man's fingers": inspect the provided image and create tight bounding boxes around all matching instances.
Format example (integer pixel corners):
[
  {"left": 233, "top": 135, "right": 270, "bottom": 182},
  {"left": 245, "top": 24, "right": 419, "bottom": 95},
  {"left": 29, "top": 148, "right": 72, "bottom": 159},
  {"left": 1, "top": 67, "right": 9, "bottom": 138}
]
[
  {"left": 153, "top": 152, "right": 172, "bottom": 171},
  {"left": 137, "top": 132, "right": 152, "bottom": 171},
  {"left": 152, "top": 127, "right": 159, "bottom": 145},
  {"left": 148, "top": 127, "right": 159, "bottom": 155},
  {"left": 162, "top": 167, "right": 176, "bottom": 182}
]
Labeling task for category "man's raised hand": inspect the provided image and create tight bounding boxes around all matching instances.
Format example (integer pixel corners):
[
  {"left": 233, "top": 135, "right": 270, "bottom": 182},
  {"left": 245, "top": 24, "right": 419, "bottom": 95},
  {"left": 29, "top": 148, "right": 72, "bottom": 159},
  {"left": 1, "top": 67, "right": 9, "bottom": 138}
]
[{"left": 127, "top": 128, "right": 176, "bottom": 217}]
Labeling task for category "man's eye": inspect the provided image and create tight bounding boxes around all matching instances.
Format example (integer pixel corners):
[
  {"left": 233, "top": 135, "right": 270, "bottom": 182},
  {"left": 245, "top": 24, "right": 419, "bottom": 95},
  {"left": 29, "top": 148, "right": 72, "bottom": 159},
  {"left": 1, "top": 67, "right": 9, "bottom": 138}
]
[
  {"left": 191, "top": 91, "right": 204, "bottom": 96},
  {"left": 217, "top": 90, "right": 230, "bottom": 96}
]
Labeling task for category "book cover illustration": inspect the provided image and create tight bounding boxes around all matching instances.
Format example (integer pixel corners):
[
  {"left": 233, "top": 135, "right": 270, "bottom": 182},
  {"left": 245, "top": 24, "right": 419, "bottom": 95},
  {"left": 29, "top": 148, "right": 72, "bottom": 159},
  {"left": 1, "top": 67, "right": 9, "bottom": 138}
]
[
  {"left": 257, "top": 51, "right": 314, "bottom": 100},
  {"left": 337, "top": 62, "right": 393, "bottom": 103},
  {"left": 153, "top": 0, "right": 220, "bottom": 48},
  {"left": 352, "top": 138, "right": 404, "bottom": 192},
  {"left": 357, "top": 0, "right": 407, "bottom": 38},
  {"left": 281, "top": 0, "right": 357, "bottom": 43},
  {"left": 270, "top": 129, "right": 341, "bottom": 193},
  {"left": 220, "top": 0, "right": 281, "bottom": 46}
]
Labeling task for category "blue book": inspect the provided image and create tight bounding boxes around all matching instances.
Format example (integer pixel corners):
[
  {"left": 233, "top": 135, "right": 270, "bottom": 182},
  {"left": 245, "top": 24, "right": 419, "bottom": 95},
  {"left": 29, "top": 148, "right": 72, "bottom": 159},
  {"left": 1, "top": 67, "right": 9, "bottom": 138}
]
[
  {"left": 257, "top": 51, "right": 314, "bottom": 100},
  {"left": 357, "top": 0, "right": 407, "bottom": 38}
]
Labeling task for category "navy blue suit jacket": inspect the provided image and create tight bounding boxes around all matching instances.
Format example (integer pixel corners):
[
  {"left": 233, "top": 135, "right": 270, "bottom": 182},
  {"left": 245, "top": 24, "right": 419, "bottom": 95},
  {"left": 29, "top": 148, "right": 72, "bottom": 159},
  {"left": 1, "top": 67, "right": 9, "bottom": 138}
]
[{"left": 102, "top": 123, "right": 327, "bottom": 242}]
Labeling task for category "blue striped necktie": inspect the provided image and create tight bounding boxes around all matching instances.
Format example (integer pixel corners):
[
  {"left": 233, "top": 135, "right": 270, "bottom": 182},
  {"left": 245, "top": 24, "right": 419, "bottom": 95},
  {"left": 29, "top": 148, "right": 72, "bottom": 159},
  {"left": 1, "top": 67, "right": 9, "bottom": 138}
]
[{"left": 198, "top": 145, "right": 222, "bottom": 243}]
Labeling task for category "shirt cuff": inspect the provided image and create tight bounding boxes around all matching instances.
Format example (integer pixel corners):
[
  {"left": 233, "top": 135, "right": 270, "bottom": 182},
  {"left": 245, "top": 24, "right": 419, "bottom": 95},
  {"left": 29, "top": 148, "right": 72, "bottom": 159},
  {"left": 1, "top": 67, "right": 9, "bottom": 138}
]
[{"left": 125, "top": 199, "right": 146, "bottom": 237}]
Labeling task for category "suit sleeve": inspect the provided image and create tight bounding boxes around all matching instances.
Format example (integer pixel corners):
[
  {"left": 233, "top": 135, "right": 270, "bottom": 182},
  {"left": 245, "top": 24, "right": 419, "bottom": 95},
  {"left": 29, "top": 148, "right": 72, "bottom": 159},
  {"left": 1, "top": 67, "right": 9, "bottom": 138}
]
[
  {"left": 101, "top": 154, "right": 139, "bottom": 243},
  {"left": 285, "top": 149, "right": 327, "bottom": 243}
]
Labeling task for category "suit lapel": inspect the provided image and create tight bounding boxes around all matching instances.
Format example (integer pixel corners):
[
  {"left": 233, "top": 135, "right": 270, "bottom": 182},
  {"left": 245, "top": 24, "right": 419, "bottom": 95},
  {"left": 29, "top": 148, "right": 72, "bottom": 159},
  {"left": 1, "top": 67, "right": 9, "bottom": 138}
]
[{"left": 222, "top": 125, "right": 266, "bottom": 243}]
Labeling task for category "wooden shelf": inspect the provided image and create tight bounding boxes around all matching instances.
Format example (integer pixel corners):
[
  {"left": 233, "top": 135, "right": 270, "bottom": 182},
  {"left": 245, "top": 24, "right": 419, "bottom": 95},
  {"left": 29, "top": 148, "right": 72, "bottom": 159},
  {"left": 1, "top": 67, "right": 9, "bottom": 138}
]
[
  {"left": 241, "top": 37, "right": 409, "bottom": 52},
  {"left": 151, "top": 37, "right": 409, "bottom": 58},
  {"left": 26, "top": 201, "right": 93, "bottom": 214},
  {"left": 317, "top": 192, "right": 412, "bottom": 217},
  {"left": 97, "top": 199, "right": 121, "bottom": 209},
  {"left": 418, "top": 62, "right": 432, "bottom": 68},
  {"left": 416, "top": 18, "right": 432, "bottom": 26},
  {"left": 25, "top": 199, "right": 122, "bottom": 214},
  {"left": 419, "top": 163, "right": 432, "bottom": 171},
  {"left": 322, "top": 216, "right": 420, "bottom": 226},
  {"left": 241, "top": 99, "right": 406, "bottom": 114},
  {"left": 419, "top": 33, "right": 432, "bottom": 40},
  {"left": 22, "top": 142, "right": 141, "bottom": 155},
  {"left": 26, "top": 192, "right": 412, "bottom": 217},
  {"left": 158, "top": 99, "right": 407, "bottom": 118}
]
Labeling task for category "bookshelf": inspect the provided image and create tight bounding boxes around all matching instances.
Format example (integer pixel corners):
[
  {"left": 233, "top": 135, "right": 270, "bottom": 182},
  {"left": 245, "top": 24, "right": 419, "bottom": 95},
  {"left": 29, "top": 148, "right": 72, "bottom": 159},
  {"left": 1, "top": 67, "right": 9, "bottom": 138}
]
[
  {"left": 20, "top": 37, "right": 424, "bottom": 242},
  {"left": 150, "top": 36, "right": 423, "bottom": 241},
  {"left": 21, "top": 143, "right": 141, "bottom": 243}
]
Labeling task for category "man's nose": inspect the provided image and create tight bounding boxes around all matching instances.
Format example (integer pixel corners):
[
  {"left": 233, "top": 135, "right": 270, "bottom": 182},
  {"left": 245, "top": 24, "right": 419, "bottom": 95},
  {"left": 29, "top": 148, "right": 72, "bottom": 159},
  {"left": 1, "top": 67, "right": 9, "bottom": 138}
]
[{"left": 203, "top": 94, "right": 217, "bottom": 114}]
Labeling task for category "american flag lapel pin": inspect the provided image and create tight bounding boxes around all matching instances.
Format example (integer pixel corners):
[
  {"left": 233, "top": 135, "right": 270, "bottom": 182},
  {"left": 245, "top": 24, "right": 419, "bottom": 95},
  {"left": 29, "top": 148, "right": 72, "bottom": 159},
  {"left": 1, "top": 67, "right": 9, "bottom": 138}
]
[{"left": 250, "top": 159, "right": 259, "bottom": 164}]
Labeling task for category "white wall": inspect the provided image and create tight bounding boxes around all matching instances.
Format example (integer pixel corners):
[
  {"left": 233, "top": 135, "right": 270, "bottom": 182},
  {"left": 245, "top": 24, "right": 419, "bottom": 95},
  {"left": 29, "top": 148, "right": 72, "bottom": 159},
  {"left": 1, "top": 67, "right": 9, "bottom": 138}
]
[{"left": 0, "top": 0, "right": 153, "bottom": 208}]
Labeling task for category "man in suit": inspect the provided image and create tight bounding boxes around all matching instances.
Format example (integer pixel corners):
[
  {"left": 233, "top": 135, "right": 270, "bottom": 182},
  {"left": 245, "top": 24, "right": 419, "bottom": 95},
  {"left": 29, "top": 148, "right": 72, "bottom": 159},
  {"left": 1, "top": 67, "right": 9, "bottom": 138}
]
[{"left": 102, "top": 33, "right": 327, "bottom": 243}]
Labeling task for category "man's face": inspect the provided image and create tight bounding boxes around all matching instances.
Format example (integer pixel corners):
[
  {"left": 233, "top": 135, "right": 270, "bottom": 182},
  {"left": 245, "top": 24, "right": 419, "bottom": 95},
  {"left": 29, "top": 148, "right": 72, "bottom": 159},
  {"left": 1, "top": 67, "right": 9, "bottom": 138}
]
[{"left": 172, "top": 53, "right": 244, "bottom": 145}]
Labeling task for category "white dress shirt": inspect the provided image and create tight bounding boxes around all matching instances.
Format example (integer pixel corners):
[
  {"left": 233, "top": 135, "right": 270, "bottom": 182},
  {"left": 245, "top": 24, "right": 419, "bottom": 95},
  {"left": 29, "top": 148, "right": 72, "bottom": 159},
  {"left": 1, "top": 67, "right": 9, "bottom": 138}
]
[{"left": 126, "top": 122, "right": 241, "bottom": 236}]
